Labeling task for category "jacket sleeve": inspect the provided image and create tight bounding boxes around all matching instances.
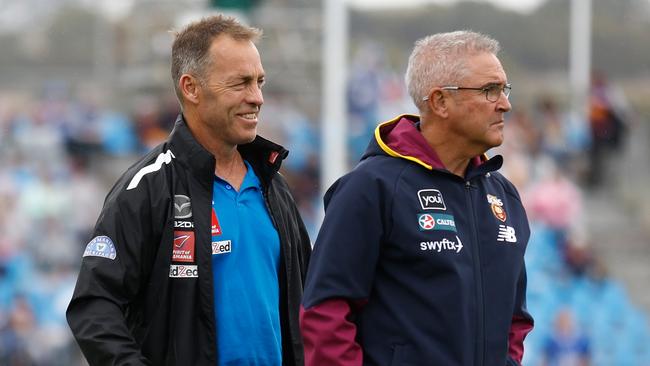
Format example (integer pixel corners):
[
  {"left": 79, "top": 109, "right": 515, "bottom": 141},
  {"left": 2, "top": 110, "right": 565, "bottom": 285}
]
[
  {"left": 300, "top": 168, "right": 390, "bottom": 366},
  {"left": 507, "top": 263, "right": 534, "bottom": 365},
  {"left": 66, "top": 183, "right": 161, "bottom": 366}
]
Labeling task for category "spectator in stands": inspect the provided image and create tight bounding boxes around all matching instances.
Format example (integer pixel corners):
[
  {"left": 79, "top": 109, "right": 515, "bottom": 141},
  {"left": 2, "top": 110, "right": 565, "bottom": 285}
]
[
  {"left": 587, "top": 71, "right": 630, "bottom": 187},
  {"left": 301, "top": 30, "right": 533, "bottom": 366},
  {"left": 524, "top": 158, "right": 583, "bottom": 233},
  {"left": 542, "top": 308, "right": 590, "bottom": 366},
  {"left": 66, "top": 14, "right": 311, "bottom": 366}
]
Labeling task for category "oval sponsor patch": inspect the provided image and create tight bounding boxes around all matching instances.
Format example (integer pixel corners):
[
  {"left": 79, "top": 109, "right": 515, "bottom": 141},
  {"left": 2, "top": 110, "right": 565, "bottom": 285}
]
[{"left": 83, "top": 236, "right": 117, "bottom": 260}]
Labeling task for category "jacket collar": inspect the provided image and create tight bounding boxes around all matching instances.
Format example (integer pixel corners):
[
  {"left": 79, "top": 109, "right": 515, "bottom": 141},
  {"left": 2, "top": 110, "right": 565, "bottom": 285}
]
[
  {"left": 168, "top": 114, "right": 288, "bottom": 188},
  {"left": 369, "top": 114, "right": 503, "bottom": 178}
]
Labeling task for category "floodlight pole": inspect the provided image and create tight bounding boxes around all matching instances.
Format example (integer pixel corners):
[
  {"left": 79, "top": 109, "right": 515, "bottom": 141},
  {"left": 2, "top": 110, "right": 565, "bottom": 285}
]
[
  {"left": 321, "top": 0, "right": 349, "bottom": 201},
  {"left": 570, "top": 0, "right": 592, "bottom": 130}
]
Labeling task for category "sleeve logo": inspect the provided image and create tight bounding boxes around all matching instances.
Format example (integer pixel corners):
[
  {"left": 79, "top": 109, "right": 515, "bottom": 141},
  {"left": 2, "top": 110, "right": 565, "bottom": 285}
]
[{"left": 83, "top": 236, "right": 117, "bottom": 260}]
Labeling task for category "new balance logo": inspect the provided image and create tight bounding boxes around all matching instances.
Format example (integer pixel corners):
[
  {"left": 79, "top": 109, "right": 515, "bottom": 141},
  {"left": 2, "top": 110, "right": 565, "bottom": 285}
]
[{"left": 497, "top": 225, "right": 517, "bottom": 243}]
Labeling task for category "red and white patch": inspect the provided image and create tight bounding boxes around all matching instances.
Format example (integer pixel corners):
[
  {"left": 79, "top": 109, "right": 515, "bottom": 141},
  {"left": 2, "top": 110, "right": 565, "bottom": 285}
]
[
  {"left": 418, "top": 214, "right": 436, "bottom": 230},
  {"left": 211, "top": 208, "right": 222, "bottom": 236},
  {"left": 268, "top": 151, "right": 279, "bottom": 164},
  {"left": 173, "top": 231, "right": 195, "bottom": 262}
]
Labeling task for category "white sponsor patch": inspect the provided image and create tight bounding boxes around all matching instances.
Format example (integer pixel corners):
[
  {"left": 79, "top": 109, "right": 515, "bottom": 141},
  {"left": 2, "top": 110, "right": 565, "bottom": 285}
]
[
  {"left": 420, "top": 236, "right": 464, "bottom": 253},
  {"left": 417, "top": 189, "right": 446, "bottom": 210},
  {"left": 487, "top": 194, "right": 503, "bottom": 206},
  {"left": 83, "top": 236, "right": 117, "bottom": 260},
  {"left": 169, "top": 264, "right": 198, "bottom": 278},
  {"left": 212, "top": 240, "right": 232, "bottom": 255},
  {"left": 497, "top": 225, "right": 517, "bottom": 243}
]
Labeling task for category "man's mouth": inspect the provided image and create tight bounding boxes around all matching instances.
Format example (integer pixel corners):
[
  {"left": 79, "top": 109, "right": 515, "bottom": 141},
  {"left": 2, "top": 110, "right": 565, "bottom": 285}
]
[{"left": 239, "top": 113, "right": 257, "bottom": 120}]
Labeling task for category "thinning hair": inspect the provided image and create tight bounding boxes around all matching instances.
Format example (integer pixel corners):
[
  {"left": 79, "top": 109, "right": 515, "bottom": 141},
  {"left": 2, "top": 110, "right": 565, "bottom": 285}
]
[
  {"left": 171, "top": 14, "right": 262, "bottom": 106},
  {"left": 404, "top": 30, "right": 500, "bottom": 111}
]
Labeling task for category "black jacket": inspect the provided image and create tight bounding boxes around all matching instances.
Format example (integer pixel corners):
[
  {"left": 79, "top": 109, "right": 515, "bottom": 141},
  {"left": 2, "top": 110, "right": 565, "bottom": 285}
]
[{"left": 67, "top": 115, "right": 311, "bottom": 365}]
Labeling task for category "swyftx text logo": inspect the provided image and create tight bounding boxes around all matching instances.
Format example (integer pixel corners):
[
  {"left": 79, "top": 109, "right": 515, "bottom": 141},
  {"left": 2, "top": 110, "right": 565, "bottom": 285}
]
[{"left": 420, "top": 236, "right": 464, "bottom": 253}]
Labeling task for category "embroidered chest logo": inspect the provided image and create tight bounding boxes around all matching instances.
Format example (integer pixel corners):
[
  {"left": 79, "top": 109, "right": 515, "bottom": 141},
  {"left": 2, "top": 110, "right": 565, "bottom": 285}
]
[
  {"left": 420, "top": 236, "right": 464, "bottom": 253},
  {"left": 173, "top": 231, "right": 195, "bottom": 262},
  {"left": 174, "top": 195, "right": 192, "bottom": 219},
  {"left": 417, "top": 189, "right": 446, "bottom": 210},
  {"left": 418, "top": 214, "right": 436, "bottom": 230},
  {"left": 497, "top": 225, "right": 517, "bottom": 243},
  {"left": 169, "top": 264, "right": 198, "bottom": 278},
  {"left": 211, "top": 207, "right": 222, "bottom": 236},
  {"left": 212, "top": 240, "right": 232, "bottom": 255},
  {"left": 487, "top": 194, "right": 507, "bottom": 222},
  {"left": 417, "top": 213, "right": 457, "bottom": 232}
]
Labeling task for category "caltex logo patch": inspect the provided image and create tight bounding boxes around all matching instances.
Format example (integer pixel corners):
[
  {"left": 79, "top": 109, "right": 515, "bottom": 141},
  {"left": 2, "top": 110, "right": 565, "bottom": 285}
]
[
  {"left": 418, "top": 213, "right": 436, "bottom": 230},
  {"left": 418, "top": 213, "right": 457, "bottom": 232}
]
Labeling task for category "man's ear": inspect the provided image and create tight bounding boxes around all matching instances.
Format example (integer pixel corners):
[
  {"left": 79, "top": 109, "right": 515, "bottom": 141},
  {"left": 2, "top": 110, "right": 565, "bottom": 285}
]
[
  {"left": 427, "top": 89, "right": 449, "bottom": 118},
  {"left": 179, "top": 74, "right": 200, "bottom": 105}
]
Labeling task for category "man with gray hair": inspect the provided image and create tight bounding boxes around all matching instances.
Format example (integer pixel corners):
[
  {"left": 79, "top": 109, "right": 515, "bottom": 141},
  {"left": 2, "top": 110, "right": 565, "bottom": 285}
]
[
  {"left": 67, "top": 14, "right": 311, "bottom": 365},
  {"left": 301, "top": 30, "right": 533, "bottom": 366}
]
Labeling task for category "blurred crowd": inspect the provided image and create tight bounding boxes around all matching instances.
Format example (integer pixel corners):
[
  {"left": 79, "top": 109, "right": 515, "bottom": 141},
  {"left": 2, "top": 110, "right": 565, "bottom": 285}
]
[{"left": 0, "top": 48, "right": 646, "bottom": 365}]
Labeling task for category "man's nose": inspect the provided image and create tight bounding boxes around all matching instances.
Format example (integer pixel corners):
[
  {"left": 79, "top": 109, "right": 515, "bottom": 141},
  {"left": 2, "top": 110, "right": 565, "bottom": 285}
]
[
  {"left": 247, "top": 85, "right": 264, "bottom": 106},
  {"left": 497, "top": 93, "right": 511, "bottom": 112}
]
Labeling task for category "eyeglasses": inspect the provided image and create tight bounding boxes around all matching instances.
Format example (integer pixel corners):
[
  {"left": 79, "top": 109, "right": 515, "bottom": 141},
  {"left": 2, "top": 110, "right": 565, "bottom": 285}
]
[{"left": 423, "top": 83, "right": 512, "bottom": 103}]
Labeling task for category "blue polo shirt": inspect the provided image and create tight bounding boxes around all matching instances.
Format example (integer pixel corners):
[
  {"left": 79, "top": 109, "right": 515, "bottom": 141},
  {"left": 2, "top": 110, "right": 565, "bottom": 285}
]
[{"left": 211, "top": 160, "right": 281, "bottom": 366}]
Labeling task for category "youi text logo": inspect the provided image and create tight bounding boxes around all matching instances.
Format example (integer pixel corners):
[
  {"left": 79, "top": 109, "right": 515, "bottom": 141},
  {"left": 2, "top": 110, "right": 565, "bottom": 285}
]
[{"left": 417, "top": 189, "right": 446, "bottom": 210}]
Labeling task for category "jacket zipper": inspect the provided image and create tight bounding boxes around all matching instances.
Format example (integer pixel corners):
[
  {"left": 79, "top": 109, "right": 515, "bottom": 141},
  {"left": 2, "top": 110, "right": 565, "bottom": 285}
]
[{"left": 466, "top": 180, "right": 485, "bottom": 366}]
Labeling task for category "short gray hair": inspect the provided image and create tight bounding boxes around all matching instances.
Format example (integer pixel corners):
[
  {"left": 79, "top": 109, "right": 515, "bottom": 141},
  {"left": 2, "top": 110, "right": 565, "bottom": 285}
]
[
  {"left": 171, "top": 14, "right": 262, "bottom": 106},
  {"left": 404, "top": 30, "right": 500, "bottom": 111}
]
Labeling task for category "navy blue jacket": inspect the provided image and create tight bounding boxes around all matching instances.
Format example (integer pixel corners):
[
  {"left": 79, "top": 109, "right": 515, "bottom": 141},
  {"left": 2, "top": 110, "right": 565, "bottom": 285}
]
[{"left": 301, "top": 115, "right": 533, "bottom": 366}]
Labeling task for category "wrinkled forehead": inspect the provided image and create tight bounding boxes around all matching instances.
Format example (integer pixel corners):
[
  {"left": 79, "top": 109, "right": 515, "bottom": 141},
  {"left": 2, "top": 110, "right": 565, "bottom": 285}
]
[
  {"left": 460, "top": 52, "right": 508, "bottom": 85},
  {"left": 207, "top": 36, "right": 264, "bottom": 75}
]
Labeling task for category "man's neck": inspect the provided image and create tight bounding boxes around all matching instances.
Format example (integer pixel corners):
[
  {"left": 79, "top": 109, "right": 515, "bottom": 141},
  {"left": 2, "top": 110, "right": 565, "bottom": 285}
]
[
  {"left": 420, "top": 118, "right": 475, "bottom": 178},
  {"left": 215, "top": 149, "right": 247, "bottom": 191},
  {"left": 183, "top": 110, "right": 248, "bottom": 190}
]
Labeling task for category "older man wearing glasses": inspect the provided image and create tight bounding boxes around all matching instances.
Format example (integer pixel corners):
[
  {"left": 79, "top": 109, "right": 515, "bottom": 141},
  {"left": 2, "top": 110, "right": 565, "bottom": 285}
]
[{"left": 301, "top": 31, "right": 534, "bottom": 366}]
